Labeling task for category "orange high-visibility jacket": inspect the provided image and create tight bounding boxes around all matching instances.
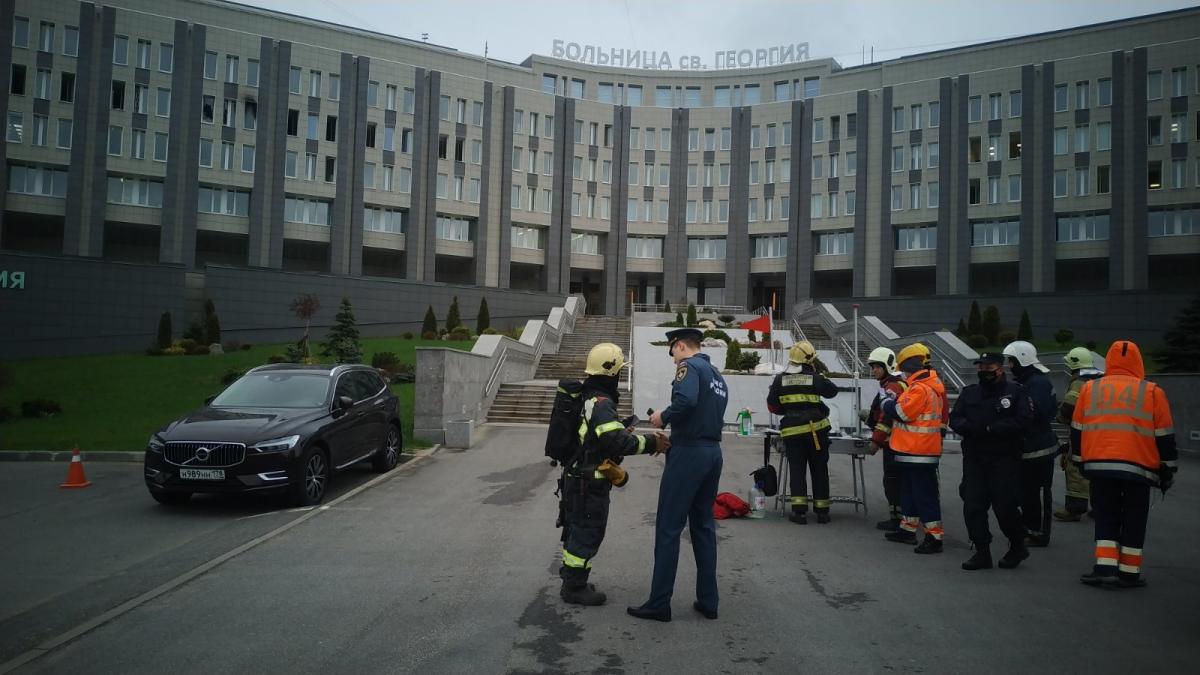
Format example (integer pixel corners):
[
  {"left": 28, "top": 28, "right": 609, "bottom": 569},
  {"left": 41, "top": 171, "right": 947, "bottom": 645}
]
[
  {"left": 890, "top": 368, "right": 946, "bottom": 464},
  {"left": 1071, "top": 340, "right": 1177, "bottom": 484}
]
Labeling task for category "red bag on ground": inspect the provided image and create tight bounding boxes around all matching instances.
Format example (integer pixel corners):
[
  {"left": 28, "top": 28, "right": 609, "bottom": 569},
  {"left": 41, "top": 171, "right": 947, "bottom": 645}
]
[{"left": 713, "top": 492, "right": 751, "bottom": 519}]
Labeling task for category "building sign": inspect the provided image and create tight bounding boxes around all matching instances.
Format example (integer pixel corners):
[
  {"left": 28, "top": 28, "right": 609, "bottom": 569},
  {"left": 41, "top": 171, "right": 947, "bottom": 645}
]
[
  {"left": 0, "top": 270, "right": 26, "bottom": 289},
  {"left": 550, "top": 40, "right": 809, "bottom": 71}
]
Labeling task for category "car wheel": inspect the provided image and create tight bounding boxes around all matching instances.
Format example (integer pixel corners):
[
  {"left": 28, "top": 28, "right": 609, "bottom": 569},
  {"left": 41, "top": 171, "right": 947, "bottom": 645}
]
[
  {"left": 372, "top": 424, "right": 402, "bottom": 473},
  {"left": 290, "top": 447, "right": 330, "bottom": 506},
  {"left": 150, "top": 490, "right": 192, "bottom": 506}
]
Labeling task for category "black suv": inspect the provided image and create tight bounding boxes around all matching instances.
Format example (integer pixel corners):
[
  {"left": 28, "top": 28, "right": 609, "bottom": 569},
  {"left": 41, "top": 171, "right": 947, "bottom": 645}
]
[{"left": 144, "top": 364, "right": 402, "bottom": 506}]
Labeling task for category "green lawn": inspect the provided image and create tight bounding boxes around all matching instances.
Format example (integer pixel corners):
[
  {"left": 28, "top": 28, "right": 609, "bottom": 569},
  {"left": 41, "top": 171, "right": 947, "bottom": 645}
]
[{"left": 0, "top": 337, "right": 474, "bottom": 452}]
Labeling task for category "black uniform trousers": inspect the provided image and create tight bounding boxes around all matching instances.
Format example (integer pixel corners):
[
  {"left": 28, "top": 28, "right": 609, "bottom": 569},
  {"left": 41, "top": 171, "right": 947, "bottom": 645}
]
[
  {"left": 559, "top": 474, "right": 612, "bottom": 584},
  {"left": 962, "top": 452, "right": 1024, "bottom": 547},
  {"left": 784, "top": 429, "right": 830, "bottom": 514},
  {"left": 1090, "top": 477, "right": 1151, "bottom": 580},
  {"left": 882, "top": 448, "right": 902, "bottom": 518},
  {"left": 1020, "top": 456, "right": 1055, "bottom": 540}
]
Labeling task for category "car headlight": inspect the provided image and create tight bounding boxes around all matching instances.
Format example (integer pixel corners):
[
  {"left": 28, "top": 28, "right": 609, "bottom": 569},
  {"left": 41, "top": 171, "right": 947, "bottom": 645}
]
[
  {"left": 251, "top": 435, "right": 301, "bottom": 453},
  {"left": 148, "top": 435, "right": 165, "bottom": 452}
]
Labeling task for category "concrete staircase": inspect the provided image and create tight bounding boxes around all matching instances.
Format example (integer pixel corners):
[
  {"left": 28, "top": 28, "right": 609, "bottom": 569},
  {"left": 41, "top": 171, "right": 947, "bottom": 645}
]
[
  {"left": 794, "top": 322, "right": 871, "bottom": 373},
  {"left": 487, "top": 316, "right": 635, "bottom": 423}
]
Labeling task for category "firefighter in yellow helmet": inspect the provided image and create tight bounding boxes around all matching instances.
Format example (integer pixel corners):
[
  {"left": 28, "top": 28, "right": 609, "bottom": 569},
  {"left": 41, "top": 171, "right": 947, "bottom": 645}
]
[
  {"left": 1054, "top": 347, "right": 1104, "bottom": 522},
  {"left": 767, "top": 341, "right": 839, "bottom": 524}
]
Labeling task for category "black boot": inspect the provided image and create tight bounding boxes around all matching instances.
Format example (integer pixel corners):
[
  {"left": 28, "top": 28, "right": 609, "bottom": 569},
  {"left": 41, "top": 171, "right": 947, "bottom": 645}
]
[
  {"left": 914, "top": 535, "right": 944, "bottom": 554},
  {"left": 962, "top": 545, "right": 993, "bottom": 570},
  {"left": 627, "top": 604, "right": 671, "bottom": 622},
  {"left": 876, "top": 518, "right": 901, "bottom": 531},
  {"left": 816, "top": 512, "right": 831, "bottom": 524},
  {"left": 885, "top": 529, "right": 918, "bottom": 544},
  {"left": 560, "top": 580, "right": 607, "bottom": 606},
  {"left": 789, "top": 511, "right": 808, "bottom": 525},
  {"left": 998, "top": 541, "right": 1029, "bottom": 569}
]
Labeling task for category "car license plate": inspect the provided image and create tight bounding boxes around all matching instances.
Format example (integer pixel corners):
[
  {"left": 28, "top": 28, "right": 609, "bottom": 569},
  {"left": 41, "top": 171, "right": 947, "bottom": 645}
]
[{"left": 179, "top": 468, "right": 225, "bottom": 480}]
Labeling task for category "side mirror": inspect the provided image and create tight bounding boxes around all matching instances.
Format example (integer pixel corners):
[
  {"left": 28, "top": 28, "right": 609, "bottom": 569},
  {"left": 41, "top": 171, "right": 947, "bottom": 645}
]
[
  {"left": 333, "top": 396, "right": 354, "bottom": 415},
  {"left": 204, "top": 395, "right": 217, "bottom": 406}
]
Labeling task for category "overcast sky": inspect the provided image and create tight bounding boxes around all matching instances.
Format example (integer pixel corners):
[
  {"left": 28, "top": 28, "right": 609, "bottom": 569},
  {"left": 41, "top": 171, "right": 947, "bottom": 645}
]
[{"left": 237, "top": 0, "right": 1197, "bottom": 68}]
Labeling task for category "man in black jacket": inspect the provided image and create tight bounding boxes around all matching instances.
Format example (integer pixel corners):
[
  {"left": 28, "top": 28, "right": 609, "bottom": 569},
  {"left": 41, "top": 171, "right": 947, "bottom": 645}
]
[{"left": 950, "top": 353, "right": 1035, "bottom": 571}]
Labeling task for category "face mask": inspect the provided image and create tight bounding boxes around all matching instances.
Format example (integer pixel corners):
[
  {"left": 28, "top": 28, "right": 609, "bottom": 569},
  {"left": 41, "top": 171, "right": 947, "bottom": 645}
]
[{"left": 978, "top": 371, "right": 999, "bottom": 385}]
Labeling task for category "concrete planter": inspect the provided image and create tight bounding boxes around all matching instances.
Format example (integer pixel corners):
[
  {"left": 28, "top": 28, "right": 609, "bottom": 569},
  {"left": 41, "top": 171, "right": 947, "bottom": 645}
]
[{"left": 444, "top": 419, "right": 475, "bottom": 449}]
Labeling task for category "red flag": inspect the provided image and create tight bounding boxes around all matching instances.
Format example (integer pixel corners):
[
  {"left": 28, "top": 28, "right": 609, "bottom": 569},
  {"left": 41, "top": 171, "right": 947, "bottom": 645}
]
[{"left": 739, "top": 315, "right": 771, "bottom": 332}]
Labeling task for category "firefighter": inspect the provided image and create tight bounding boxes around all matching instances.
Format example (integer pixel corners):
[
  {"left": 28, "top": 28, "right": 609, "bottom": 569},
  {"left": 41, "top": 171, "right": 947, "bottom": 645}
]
[
  {"left": 950, "top": 353, "right": 1035, "bottom": 570},
  {"left": 881, "top": 343, "right": 947, "bottom": 554},
  {"left": 1003, "top": 341, "right": 1059, "bottom": 547},
  {"left": 863, "top": 347, "right": 908, "bottom": 531},
  {"left": 767, "top": 341, "right": 840, "bottom": 524},
  {"left": 559, "top": 343, "right": 669, "bottom": 606},
  {"left": 1073, "top": 340, "right": 1176, "bottom": 589},
  {"left": 1054, "top": 347, "right": 1104, "bottom": 522}
]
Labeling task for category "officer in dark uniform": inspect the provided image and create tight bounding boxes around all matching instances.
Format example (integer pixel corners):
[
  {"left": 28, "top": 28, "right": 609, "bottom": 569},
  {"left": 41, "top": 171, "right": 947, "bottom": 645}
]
[
  {"left": 629, "top": 327, "right": 728, "bottom": 622},
  {"left": 767, "top": 341, "right": 839, "bottom": 524},
  {"left": 560, "top": 343, "right": 669, "bottom": 606},
  {"left": 949, "top": 352, "right": 1035, "bottom": 571}
]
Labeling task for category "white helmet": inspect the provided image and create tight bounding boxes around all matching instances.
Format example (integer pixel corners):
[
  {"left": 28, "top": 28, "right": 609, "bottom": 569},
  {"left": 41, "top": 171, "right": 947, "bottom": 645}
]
[
  {"left": 1002, "top": 340, "right": 1049, "bottom": 373},
  {"left": 867, "top": 347, "right": 896, "bottom": 370}
]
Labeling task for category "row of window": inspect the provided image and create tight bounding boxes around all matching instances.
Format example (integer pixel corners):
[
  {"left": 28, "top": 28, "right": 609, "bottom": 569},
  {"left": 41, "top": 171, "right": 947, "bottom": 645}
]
[{"left": 540, "top": 76, "right": 820, "bottom": 107}]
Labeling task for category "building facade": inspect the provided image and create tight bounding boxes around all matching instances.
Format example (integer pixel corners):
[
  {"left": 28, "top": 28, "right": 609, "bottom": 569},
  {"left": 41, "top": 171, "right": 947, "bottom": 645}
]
[{"left": 3, "top": 0, "right": 1199, "bottom": 323}]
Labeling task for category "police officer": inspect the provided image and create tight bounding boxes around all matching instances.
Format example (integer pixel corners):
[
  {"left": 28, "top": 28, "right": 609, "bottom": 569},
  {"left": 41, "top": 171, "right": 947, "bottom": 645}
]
[
  {"left": 863, "top": 347, "right": 908, "bottom": 532},
  {"left": 1054, "top": 347, "right": 1103, "bottom": 522},
  {"left": 560, "top": 343, "right": 669, "bottom": 606},
  {"left": 767, "top": 341, "right": 839, "bottom": 524},
  {"left": 950, "top": 353, "right": 1034, "bottom": 571},
  {"left": 629, "top": 327, "right": 728, "bottom": 622},
  {"left": 1002, "top": 341, "right": 1058, "bottom": 547}
]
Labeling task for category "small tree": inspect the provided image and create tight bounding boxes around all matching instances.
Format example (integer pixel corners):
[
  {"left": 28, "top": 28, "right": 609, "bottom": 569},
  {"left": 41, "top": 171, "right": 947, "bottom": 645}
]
[
  {"left": 422, "top": 305, "right": 438, "bottom": 337},
  {"left": 289, "top": 293, "right": 321, "bottom": 361},
  {"left": 446, "top": 296, "right": 462, "bottom": 331},
  {"left": 725, "top": 340, "right": 743, "bottom": 372},
  {"left": 967, "top": 300, "right": 983, "bottom": 337},
  {"left": 663, "top": 300, "right": 672, "bottom": 313},
  {"left": 157, "top": 312, "right": 173, "bottom": 349},
  {"left": 203, "top": 299, "right": 221, "bottom": 345},
  {"left": 1054, "top": 328, "right": 1075, "bottom": 347},
  {"left": 1159, "top": 294, "right": 1200, "bottom": 372},
  {"left": 686, "top": 303, "right": 698, "bottom": 326},
  {"left": 476, "top": 297, "right": 490, "bottom": 334},
  {"left": 982, "top": 305, "right": 1001, "bottom": 346},
  {"left": 955, "top": 317, "right": 968, "bottom": 337},
  {"left": 1017, "top": 310, "right": 1034, "bottom": 342},
  {"left": 675, "top": 311, "right": 684, "bottom": 325},
  {"left": 321, "top": 297, "right": 363, "bottom": 363}
]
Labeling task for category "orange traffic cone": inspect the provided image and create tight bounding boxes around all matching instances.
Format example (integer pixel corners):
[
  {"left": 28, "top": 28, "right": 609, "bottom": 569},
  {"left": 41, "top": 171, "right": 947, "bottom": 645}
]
[{"left": 60, "top": 446, "right": 92, "bottom": 489}]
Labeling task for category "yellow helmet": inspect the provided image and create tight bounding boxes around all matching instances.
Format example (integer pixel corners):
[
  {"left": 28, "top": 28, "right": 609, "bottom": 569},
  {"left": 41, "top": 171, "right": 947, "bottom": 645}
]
[
  {"left": 896, "top": 343, "right": 932, "bottom": 369},
  {"left": 1064, "top": 347, "right": 1094, "bottom": 370},
  {"left": 788, "top": 341, "right": 817, "bottom": 365},
  {"left": 585, "top": 343, "right": 627, "bottom": 376}
]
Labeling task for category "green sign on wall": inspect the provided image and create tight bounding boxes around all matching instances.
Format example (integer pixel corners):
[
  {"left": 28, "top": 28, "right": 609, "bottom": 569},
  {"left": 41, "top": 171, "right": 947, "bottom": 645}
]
[{"left": 0, "top": 270, "right": 26, "bottom": 289}]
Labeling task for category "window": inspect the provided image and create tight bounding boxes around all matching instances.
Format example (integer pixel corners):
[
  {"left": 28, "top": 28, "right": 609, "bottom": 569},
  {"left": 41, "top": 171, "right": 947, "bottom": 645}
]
[
  {"left": 240, "top": 144, "right": 255, "bottom": 173},
  {"left": 969, "top": 136, "right": 981, "bottom": 162},
  {"left": 202, "top": 95, "right": 215, "bottom": 124},
  {"left": 106, "top": 176, "right": 163, "bottom": 208},
  {"left": 1075, "top": 81, "right": 1089, "bottom": 110},
  {"left": 1171, "top": 67, "right": 1187, "bottom": 97},
  {"left": 817, "top": 232, "right": 853, "bottom": 256},
  {"left": 845, "top": 152, "right": 856, "bottom": 176},
  {"left": 1075, "top": 124, "right": 1090, "bottom": 152},
  {"left": 135, "top": 35, "right": 151, "bottom": 65},
  {"left": 749, "top": 161, "right": 759, "bottom": 185},
  {"left": 688, "top": 238, "right": 727, "bottom": 259},
  {"left": 1009, "top": 90, "right": 1022, "bottom": 118},
  {"left": 111, "top": 80, "right": 125, "bottom": 110},
  {"left": 401, "top": 128, "right": 413, "bottom": 153},
  {"left": 971, "top": 219, "right": 1020, "bottom": 247},
  {"left": 329, "top": 74, "right": 340, "bottom": 101},
  {"left": 1148, "top": 206, "right": 1200, "bottom": 237},
  {"left": 1075, "top": 168, "right": 1089, "bottom": 196},
  {"left": 987, "top": 176, "right": 1000, "bottom": 204},
  {"left": 305, "top": 153, "right": 317, "bottom": 181},
  {"left": 896, "top": 227, "right": 936, "bottom": 251},
  {"left": 325, "top": 116, "right": 337, "bottom": 142},
  {"left": 969, "top": 178, "right": 981, "bottom": 205},
  {"left": 12, "top": 17, "right": 28, "bottom": 49},
  {"left": 754, "top": 236, "right": 787, "bottom": 259},
  {"left": 454, "top": 175, "right": 463, "bottom": 200},
  {"left": 56, "top": 118, "right": 72, "bottom": 148},
  {"left": 107, "top": 125, "right": 122, "bottom": 155},
  {"left": 1054, "top": 127, "right": 1068, "bottom": 155},
  {"left": 1098, "top": 78, "right": 1112, "bottom": 106},
  {"left": 222, "top": 99, "right": 236, "bottom": 127},
  {"left": 928, "top": 182, "right": 939, "bottom": 208},
  {"left": 713, "top": 86, "right": 731, "bottom": 107},
  {"left": 201, "top": 51, "right": 218, "bottom": 80},
  {"left": 926, "top": 142, "right": 939, "bottom": 168},
  {"left": 892, "top": 146, "right": 904, "bottom": 172},
  {"left": 130, "top": 128, "right": 144, "bottom": 158},
  {"left": 6, "top": 112, "right": 22, "bottom": 143},
  {"left": 34, "top": 68, "right": 50, "bottom": 99},
  {"left": 1169, "top": 114, "right": 1186, "bottom": 143},
  {"left": 364, "top": 207, "right": 405, "bottom": 234},
  {"left": 843, "top": 191, "right": 853, "bottom": 216},
  {"left": 283, "top": 197, "right": 330, "bottom": 225},
  {"left": 324, "top": 156, "right": 336, "bottom": 183},
  {"left": 1054, "top": 169, "right": 1068, "bottom": 197},
  {"left": 113, "top": 35, "right": 129, "bottom": 65},
  {"left": 968, "top": 95, "right": 981, "bottom": 122},
  {"left": 781, "top": 158, "right": 791, "bottom": 182},
  {"left": 1008, "top": 174, "right": 1021, "bottom": 202},
  {"left": 1097, "top": 165, "right": 1111, "bottom": 194},
  {"left": 245, "top": 59, "right": 259, "bottom": 88},
  {"left": 988, "top": 93, "right": 1001, "bottom": 120},
  {"left": 1057, "top": 213, "right": 1110, "bottom": 242},
  {"left": 135, "top": 84, "right": 149, "bottom": 116},
  {"left": 198, "top": 139, "right": 213, "bottom": 167},
  {"left": 601, "top": 159, "right": 610, "bottom": 182},
  {"left": 289, "top": 67, "right": 301, "bottom": 94},
  {"left": 158, "top": 43, "right": 172, "bottom": 72},
  {"left": 1148, "top": 116, "right": 1162, "bottom": 146},
  {"left": 225, "top": 55, "right": 238, "bottom": 83},
  {"left": 64, "top": 26, "right": 79, "bottom": 57},
  {"left": 812, "top": 118, "right": 824, "bottom": 142},
  {"left": 911, "top": 144, "right": 921, "bottom": 170},
  {"left": 220, "top": 142, "right": 234, "bottom": 171},
  {"left": 1147, "top": 70, "right": 1162, "bottom": 100},
  {"left": 721, "top": 127, "right": 731, "bottom": 150},
  {"left": 987, "top": 134, "right": 1000, "bottom": 161},
  {"left": 890, "top": 185, "right": 903, "bottom": 211},
  {"left": 1170, "top": 159, "right": 1186, "bottom": 189},
  {"left": 309, "top": 71, "right": 322, "bottom": 98},
  {"left": 7, "top": 163, "right": 68, "bottom": 197},
  {"left": 892, "top": 107, "right": 904, "bottom": 132},
  {"left": 469, "top": 177, "right": 480, "bottom": 202},
  {"left": 284, "top": 150, "right": 298, "bottom": 178},
  {"left": 398, "top": 167, "right": 411, "bottom": 192},
  {"left": 197, "top": 186, "right": 251, "bottom": 217},
  {"left": 403, "top": 88, "right": 415, "bottom": 114},
  {"left": 155, "top": 87, "right": 171, "bottom": 117},
  {"left": 803, "top": 77, "right": 820, "bottom": 98},
  {"left": 626, "top": 85, "right": 642, "bottom": 106},
  {"left": 765, "top": 160, "right": 776, "bottom": 183},
  {"left": 38, "top": 22, "right": 54, "bottom": 53},
  {"left": 1054, "top": 83, "right": 1068, "bottom": 112},
  {"left": 719, "top": 163, "right": 730, "bottom": 186},
  {"left": 750, "top": 125, "right": 761, "bottom": 148},
  {"left": 911, "top": 104, "right": 923, "bottom": 130},
  {"left": 1094, "top": 122, "right": 1112, "bottom": 152},
  {"left": 435, "top": 174, "right": 449, "bottom": 200},
  {"left": 512, "top": 226, "right": 543, "bottom": 250},
  {"left": 718, "top": 200, "right": 729, "bottom": 222},
  {"left": 30, "top": 115, "right": 47, "bottom": 147},
  {"left": 812, "top": 156, "right": 824, "bottom": 179}
]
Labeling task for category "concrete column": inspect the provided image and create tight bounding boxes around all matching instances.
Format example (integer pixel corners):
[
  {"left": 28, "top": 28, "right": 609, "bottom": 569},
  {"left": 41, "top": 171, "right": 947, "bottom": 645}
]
[
  {"left": 788, "top": 99, "right": 813, "bottom": 306},
  {"left": 935, "top": 77, "right": 954, "bottom": 294},
  {"left": 474, "top": 81, "right": 494, "bottom": 286},
  {"left": 873, "top": 87, "right": 891, "bottom": 297},
  {"left": 247, "top": 37, "right": 288, "bottom": 269},
  {"left": 330, "top": 53, "right": 366, "bottom": 276},
  {"left": 497, "top": 86, "right": 514, "bottom": 288},
  {"left": 1019, "top": 64, "right": 1037, "bottom": 292},
  {"left": 726, "top": 106, "right": 751, "bottom": 309},
  {"left": 664, "top": 108, "right": 689, "bottom": 306}
]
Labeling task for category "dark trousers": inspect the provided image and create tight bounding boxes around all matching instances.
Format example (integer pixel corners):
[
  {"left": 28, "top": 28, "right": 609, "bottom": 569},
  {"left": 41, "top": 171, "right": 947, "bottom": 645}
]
[
  {"left": 961, "top": 452, "right": 1024, "bottom": 547},
  {"left": 1020, "top": 456, "right": 1055, "bottom": 540},
  {"left": 646, "top": 442, "right": 723, "bottom": 611},
  {"left": 898, "top": 463, "right": 943, "bottom": 538},
  {"left": 882, "top": 448, "right": 902, "bottom": 518},
  {"left": 1090, "top": 478, "right": 1151, "bottom": 580},
  {"left": 559, "top": 476, "right": 612, "bottom": 585},
  {"left": 784, "top": 430, "right": 830, "bottom": 514}
]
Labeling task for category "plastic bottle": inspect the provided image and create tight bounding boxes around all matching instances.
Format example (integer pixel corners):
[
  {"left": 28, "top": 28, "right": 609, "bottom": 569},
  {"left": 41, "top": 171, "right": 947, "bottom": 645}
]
[
  {"left": 749, "top": 482, "right": 766, "bottom": 519},
  {"left": 737, "top": 409, "right": 753, "bottom": 436}
]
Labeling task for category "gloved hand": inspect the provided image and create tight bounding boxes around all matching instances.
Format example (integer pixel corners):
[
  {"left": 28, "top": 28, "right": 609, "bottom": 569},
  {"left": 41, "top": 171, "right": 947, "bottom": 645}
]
[
  {"left": 881, "top": 388, "right": 898, "bottom": 401},
  {"left": 1158, "top": 465, "right": 1175, "bottom": 492},
  {"left": 858, "top": 408, "right": 871, "bottom": 423},
  {"left": 652, "top": 431, "right": 671, "bottom": 456}
]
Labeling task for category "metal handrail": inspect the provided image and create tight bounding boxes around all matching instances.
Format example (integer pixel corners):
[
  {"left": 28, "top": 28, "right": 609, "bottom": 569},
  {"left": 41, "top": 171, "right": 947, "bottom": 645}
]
[
  {"left": 631, "top": 303, "right": 746, "bottom": 315},
  {"left": 627, "top": 299, "right": 635, "bottom": 393},
  {"left": 838, "top": 335, "right": 865, "bottom": 374}
]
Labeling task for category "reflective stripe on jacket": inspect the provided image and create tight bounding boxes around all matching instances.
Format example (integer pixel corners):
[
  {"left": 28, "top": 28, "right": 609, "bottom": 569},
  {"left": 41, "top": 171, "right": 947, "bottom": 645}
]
[{"left": 890, "top": 369, "right": 946, "bottom": 464}]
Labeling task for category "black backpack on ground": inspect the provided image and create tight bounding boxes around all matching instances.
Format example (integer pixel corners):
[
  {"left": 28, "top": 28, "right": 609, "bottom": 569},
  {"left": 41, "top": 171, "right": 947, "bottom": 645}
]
[{"left": 544, "top": 379, "right": 585, "bottom": 466}]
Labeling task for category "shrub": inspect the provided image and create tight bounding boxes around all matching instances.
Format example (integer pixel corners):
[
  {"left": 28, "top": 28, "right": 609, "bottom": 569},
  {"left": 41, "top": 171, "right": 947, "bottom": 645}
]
[
  {"left": 145, "top": 346, "right": 164, "bottom": 357},
  {"left": 0, "top": 407, "right": 12, "bottom": 423},
  {"left": 955, "top": 318, "right": 968, "bottom": 337},
  {"left": 657, "top": 321, "right": 683, "bottom": 328},
  {"left": 204, "top": 299, "right": 221, "bottom": 345},
  {"left": 187, "top": 344, "right": 211, "bottom": 356},
  {"left": 476, "top": 297, "right": 490, "bottom": 334},
  {"left": 508, "top": 327, "right": 524, "bottom": 340},
  {"left": 21, "top": 398, "right": 62, "bottom": 418},
  {"left": 675, "top": 312, "right": 684, "bottom": 325},
  {"left": 482, "top": 327, "right": 499, "bottom": 335},
  {"left": 967, "top": 301, "right": 983, "bottom": 337},
  {"left": 725, "top": 340, "right": 743, "bottom": 371},
  {"left": 422, "top": 331, "right": 438, "bottom": 340},
  {"left": 1054, "top": 328, "right": 1075, "bottom": 346},
  {"left": 389, "top": 363, "right": 416, "bottom": 383},
  {"left": 422, "top": 306, "right": 438, "bottom": 337},
  {"left": 998, "top": 331, "right": 1017, "bottom": 346},
  {"left": 220, "top": 368, "right": 245, "bottom": 386},
  {"left": 663, "top": 300, "right": 672, "bottom": 313},
  {"left": 702, "top": 329, "right": 732, "bottom": 344},
  {"left": 739, "top": 351, "right": 761, "bottom": 371},
  {"left": 686, "top": 304, "right": 698, "bottom": 326},
  {"left": 177, "top": 338, "right": 197, "bottom": 352},
  {"left": 1158, "top": 294, "right": 1200, "bottom": 373},
  {"left": 965, "top": 334, "right": 988, "bottom": 349},
  {"left": 403, "top": 332, "right": 415, "bottom": 339},
  {"left": 267, "top": 354, "right": 287, "bottom": 364},
  {"left": 157, "top": 312, "right": 173, "bottom": 349},
  {"left": 321, "top": 297, "right": 363, "bottom": 364},
  {"left": 241, "top": 344, "right": 252, "bottom": 351},
  {"left": 284, "top": 342, "right": 306, "bottom": 363},
  {"left": 184, "top": 320, "right": 206, "bottom": 344},
  {"left": 446, "top": 296, "right": 462, "bottom": 331},
  {"left": 718, "top": 314, "right": 735, "bottom": 326},
  {"left": 1017, "top": 309, "right": 1034, "bottom": 342},
  {"left": 372, "top": 351, "right": 401, "bottom": 372},
  {"left": 449, "top": 326, "right": 473, "bottom": 341},
  {"left": 222, "top": 339, "right": 243, "bottom": 353},
  {"left": 163, "top": 346, "right": 186, "bottom": 356},
  {"left": 982, "top": 305, "right": 1001, "bottom": 346}
]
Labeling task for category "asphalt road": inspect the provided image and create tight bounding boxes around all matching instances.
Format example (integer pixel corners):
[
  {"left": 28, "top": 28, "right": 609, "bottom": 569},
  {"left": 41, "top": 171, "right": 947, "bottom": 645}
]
[{"left": 4, "top": 427, "right": 1198, "bottom": 674}]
